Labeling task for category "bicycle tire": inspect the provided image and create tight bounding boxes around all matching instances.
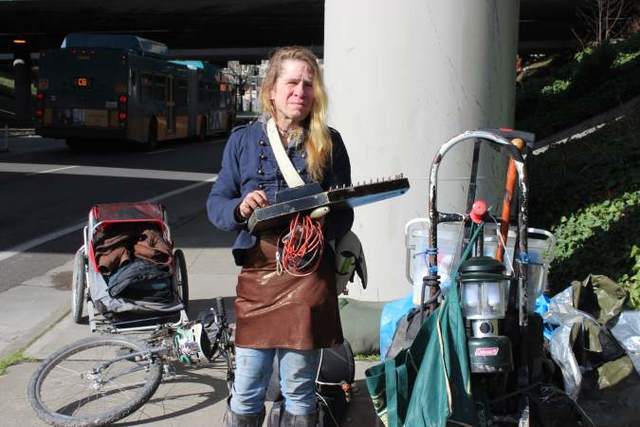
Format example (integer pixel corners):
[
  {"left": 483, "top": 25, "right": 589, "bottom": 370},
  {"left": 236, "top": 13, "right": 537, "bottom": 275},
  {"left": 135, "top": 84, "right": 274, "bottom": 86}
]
[
  {"left": 225, "top": 345, "right": 236, "bottom": 394},
  {"left": 174, "top": 249, "right": 189, "bottom": 311},
  {"left": 28, "top": 336, "right": 162, "bottom": 427},
  {"left": 222, "top": 330, "right": 235, "bottom": 394},
  {"left": 71, "top": 249, "right": 86, "bottom": 324}
]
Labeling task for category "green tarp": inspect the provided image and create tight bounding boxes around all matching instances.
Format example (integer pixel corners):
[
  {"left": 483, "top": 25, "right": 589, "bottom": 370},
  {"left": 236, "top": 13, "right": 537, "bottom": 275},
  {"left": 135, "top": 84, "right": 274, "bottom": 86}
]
[{"left": 365, "top": 284, "right": 477, "bottom": 427}]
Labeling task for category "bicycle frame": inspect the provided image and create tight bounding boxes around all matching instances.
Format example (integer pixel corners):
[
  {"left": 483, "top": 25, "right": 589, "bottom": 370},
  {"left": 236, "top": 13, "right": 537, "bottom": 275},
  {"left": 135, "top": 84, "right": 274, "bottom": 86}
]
[{"left": 30, "top": 295, "right": 235, "bottom": 427}]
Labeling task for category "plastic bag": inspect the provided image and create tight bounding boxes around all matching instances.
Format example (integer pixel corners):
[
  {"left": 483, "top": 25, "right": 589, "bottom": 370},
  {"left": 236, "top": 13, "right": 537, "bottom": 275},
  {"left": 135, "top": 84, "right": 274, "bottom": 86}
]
[{"left": 379, "top": 294, "right": 414, "bottom": 361}]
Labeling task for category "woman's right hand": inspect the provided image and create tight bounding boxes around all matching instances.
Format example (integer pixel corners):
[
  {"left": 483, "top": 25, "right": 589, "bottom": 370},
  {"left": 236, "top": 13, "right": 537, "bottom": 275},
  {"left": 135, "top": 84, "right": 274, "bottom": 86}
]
[{"left": 237, "top": 190, "right": 268, "bottom": 220}]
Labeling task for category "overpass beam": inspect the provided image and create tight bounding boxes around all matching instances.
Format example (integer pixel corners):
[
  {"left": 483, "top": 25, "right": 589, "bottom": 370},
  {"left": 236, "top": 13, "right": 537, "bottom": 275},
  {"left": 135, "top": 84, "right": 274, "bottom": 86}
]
[{"left": 324, "top": 0, "right": 520, "bottom": 301}]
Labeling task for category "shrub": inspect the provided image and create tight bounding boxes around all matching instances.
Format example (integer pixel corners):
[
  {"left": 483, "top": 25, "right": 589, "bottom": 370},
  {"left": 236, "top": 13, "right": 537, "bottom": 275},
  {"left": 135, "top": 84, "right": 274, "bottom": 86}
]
[
  {"left": 516, "top": 33, "right": 640, "bottom": 138},
  {"left": 541, "top": 79, "right": 572, "bottom": 96},
  {"left": 571, "top": 42, "right": 616, "bottom": 95},
  {"left": 528, "top": 110, "right": 640, "bottom": 294}
]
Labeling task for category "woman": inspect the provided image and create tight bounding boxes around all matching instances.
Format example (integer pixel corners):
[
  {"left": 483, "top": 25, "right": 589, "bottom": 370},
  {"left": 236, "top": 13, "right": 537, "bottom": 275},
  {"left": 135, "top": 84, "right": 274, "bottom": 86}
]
[{"left": 207, "top": 46, "right": 353, "bottom": 427}]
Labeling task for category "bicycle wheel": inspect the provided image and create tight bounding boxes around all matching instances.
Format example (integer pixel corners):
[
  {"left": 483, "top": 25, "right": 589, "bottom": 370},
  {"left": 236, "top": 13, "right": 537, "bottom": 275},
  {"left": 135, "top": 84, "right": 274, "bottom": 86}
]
[
  {"left": 221, "top": 330, "right": 235, "bottom": 394},
  {"left": 224, "top": 344, "right": 236, "bottom": 394},
  {"left": 71, "top": 249, "right": 86, "bottom": 324},
  {"left": 173, "top": 249, "right": 189, "bottom": 311},
  {"left": 28, "top": 336, "right": 163, "bottom": 427}
]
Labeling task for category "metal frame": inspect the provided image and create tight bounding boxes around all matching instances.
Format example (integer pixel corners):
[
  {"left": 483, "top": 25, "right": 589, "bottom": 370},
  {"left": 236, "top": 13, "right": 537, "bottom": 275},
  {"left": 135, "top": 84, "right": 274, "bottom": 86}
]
[
  {"left": 80, "top": 204, "right": 186, "bottom": 334},
  {"left": 426, "top": 130, "right": 529, "bottom": 326},
  {"left": 425, "top": 129, "right": 532, "bottom": 426}
]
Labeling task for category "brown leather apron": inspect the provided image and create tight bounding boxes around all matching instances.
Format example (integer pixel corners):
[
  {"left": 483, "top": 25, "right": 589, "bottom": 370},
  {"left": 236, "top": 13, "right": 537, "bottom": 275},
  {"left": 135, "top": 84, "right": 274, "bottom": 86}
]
[{"left": 234, "top": 234, "right": 344, "bottom": 350}]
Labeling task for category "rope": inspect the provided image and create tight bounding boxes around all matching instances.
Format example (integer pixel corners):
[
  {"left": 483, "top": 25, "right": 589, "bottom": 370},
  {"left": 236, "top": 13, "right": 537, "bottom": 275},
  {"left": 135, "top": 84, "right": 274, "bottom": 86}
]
[
  {"left": 488, "top": 215, "right": 515, "bottom": 271},
  {"left": 277, "top": 213, "right": 324, "bottom": 276}
]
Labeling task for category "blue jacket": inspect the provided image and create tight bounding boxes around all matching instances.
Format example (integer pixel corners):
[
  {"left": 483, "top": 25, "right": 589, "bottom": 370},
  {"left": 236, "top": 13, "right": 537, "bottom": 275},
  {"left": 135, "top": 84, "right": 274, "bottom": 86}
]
[{"left": 207, "top": 119, "right": 354, "bottom": 265}]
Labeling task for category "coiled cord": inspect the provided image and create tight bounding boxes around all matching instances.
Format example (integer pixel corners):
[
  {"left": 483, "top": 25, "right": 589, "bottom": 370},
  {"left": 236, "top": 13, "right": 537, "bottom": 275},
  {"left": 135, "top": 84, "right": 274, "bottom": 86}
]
[{"left": 277, "top": 213, "right": 324, "bottom": 276}]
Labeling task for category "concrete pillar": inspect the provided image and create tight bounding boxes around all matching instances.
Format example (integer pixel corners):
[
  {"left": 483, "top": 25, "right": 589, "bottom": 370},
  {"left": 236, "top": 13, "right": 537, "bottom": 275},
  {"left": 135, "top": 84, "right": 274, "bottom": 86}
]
[
  {"left": 324, "top": 0, "right": 520, "bottom": 301},
  {"left": 14, "top": 49, "right": 33, "bottom": 125}
]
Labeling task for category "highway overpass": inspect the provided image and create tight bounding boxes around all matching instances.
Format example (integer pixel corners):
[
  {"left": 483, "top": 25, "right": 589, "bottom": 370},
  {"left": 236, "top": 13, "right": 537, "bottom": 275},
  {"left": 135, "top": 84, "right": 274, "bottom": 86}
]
[{"left": 2, "top": 0, "right": 584, "bottom": 62}]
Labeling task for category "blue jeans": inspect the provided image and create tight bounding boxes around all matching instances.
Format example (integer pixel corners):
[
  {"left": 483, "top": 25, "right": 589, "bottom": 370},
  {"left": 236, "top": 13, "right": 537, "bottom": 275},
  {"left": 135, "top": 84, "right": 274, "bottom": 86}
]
[{"left": 230, "top": 347, "right": 320, "bottom": 416}]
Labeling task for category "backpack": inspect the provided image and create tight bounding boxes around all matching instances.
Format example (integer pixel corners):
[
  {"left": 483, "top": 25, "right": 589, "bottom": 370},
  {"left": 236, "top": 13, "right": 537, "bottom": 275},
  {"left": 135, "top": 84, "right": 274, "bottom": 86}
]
[{"left": 267, "top": 341, "right": 355, "bottom": 427}]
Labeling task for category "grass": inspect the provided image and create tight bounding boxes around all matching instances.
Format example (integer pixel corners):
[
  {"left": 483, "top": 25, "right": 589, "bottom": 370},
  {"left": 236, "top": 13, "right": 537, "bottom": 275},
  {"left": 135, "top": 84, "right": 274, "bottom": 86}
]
[
  {"left": 354, "top": 353, "right": 381, "bottom": 362},
  {"left": 0, "top": 349, "right": 36, "bottom": 376},
  {"left": 0, "top": 309, "right": 68, "bottom": 377}
]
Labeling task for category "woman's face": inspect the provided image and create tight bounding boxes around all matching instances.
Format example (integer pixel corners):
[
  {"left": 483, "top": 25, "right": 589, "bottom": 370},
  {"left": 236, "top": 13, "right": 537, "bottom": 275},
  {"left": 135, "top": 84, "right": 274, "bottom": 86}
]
[{"left": 270, "top": 59, "right": 315, "bottom": 125}]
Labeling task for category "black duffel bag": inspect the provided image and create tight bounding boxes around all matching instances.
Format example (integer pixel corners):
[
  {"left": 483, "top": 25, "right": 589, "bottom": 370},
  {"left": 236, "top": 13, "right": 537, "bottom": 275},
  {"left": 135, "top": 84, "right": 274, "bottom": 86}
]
[{"left": 267, "top": 341, "right": 355, "bottom": 427}]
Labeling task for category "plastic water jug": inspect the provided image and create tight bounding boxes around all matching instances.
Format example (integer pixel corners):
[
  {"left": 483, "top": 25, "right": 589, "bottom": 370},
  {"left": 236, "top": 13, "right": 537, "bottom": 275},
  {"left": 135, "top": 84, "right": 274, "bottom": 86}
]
[{"left": 405, "top": 218, "right": 463, "bottom": 305}]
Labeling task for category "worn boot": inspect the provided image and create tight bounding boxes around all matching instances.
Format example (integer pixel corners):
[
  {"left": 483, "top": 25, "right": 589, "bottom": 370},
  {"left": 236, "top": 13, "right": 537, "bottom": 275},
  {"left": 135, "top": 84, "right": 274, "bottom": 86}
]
[
  {"left": 280, "top": 410, "right": 318, "bottom": 427},
  {"left": 223, "top": 398, "right": 266, "bottom": 427}
]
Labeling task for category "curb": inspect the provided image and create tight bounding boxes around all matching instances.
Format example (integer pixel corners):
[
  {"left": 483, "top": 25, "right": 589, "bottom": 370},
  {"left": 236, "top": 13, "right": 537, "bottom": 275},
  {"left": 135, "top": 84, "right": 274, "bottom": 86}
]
[
  {"left": 533, "top": 94, "right": 640, "bottom": 153},
  {"left": 0, "top": 302, "right": 70, "bottom": 360}
]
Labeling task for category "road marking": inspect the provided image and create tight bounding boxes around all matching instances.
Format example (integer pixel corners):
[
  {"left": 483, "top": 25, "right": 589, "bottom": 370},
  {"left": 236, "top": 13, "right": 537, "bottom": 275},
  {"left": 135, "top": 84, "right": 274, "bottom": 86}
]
[
  {"left": 26, "top": 165, "right": 78, "bottom": 176},
  {"left": 0, "top": 223, "right": 85, "bottom": 263},
  {"left": 0, "top": 174, "right": 218, "bottom": 263},
  {"left": 146, "top": 148, "right": 175, "bottom": 154},
  {"left": 0, "top": 162, "right": 213, "bottom": 182}
]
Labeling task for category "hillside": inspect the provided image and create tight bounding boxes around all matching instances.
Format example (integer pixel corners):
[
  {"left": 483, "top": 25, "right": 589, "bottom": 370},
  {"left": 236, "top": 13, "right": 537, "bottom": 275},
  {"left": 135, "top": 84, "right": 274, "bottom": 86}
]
[
  {"left": 522, "top": 33, "right": 640, "bottom": 304},
  {"left": 516, "top": 32, "right": 640, "bottom": 139}
]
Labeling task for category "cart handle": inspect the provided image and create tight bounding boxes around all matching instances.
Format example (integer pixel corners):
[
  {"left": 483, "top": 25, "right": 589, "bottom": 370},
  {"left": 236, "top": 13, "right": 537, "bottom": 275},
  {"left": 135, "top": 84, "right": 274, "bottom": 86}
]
[{"left": 427, "top": 129, "right": 530, "bottom": 327}]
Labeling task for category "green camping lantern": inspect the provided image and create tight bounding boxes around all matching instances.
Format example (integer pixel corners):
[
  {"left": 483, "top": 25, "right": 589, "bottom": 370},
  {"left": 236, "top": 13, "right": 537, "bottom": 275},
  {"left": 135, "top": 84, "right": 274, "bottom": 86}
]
[{"left": 458, "top": 256, "right": 514, "bottom": 373}]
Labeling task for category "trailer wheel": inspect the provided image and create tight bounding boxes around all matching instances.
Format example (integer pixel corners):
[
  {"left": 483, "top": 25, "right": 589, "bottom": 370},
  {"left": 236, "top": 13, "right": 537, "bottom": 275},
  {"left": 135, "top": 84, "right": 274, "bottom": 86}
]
[
  {"left": 174, "top": 249, "right": 189, "bottom": 311},
  {"left": 71, "top": 249, "right": 87, "bottom": 324},
  {"left": 146, "top": 118, "right": 158, "bottom": 151}
]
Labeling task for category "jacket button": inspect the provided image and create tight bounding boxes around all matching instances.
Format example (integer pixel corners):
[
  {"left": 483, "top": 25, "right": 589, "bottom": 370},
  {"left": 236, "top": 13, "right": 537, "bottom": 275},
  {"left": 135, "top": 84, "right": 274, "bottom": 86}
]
[
  {"left": 260, "top": 154, "right": 267, "bottom": 160},
  {"left": 297, "top": 168, "right": 304, "bottom": 174},
  {"left": 258, "top": 183, "right": 264, "bottom": 189},
  {"left": 259, "top": 140, "right": 266, "bottom": 146},
  {"left": 257, "top": 169, "right": 264, "bottom": 175}
]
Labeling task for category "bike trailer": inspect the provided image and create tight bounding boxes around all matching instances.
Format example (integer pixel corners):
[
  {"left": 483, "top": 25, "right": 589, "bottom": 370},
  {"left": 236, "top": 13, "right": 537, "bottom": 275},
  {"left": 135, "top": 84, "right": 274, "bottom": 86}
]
[{"left": 72, "top": 202, "right": 189, "bottom": 332}]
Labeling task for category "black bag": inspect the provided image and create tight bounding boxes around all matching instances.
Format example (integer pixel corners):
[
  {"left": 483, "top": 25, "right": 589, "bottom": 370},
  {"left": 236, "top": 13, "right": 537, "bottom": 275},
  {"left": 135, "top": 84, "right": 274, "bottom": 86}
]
[
  {"left": 384, "top": 307, "right": 422, "bottom": 360},
  {"left": 267, "top": 341, "right": 355, "bottom": 427}
]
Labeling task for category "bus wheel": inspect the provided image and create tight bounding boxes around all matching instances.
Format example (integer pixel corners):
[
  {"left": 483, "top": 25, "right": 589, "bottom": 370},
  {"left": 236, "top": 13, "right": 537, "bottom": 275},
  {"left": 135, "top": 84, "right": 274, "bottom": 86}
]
[
  {"left": 198, "top": 119, "right": 207, "bottom": 143},
  {"left": 146, "top": 118, "right": 158, "bottom": 151},
  {"left": 66, "top": 138, "right": 83, "bottom": 152}
]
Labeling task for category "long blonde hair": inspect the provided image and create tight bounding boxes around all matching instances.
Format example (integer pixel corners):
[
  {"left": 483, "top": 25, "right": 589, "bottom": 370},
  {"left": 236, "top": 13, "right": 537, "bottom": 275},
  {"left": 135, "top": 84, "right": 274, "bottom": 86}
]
[{"left": 259, "top": 46, "right": 332, "bottom": 181}]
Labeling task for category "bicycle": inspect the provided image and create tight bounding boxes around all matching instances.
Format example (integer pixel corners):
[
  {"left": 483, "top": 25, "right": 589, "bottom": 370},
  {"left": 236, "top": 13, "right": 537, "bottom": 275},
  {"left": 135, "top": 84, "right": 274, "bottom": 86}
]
[{"left": 27, "top": 297, "right": 235, "bottom": 427}]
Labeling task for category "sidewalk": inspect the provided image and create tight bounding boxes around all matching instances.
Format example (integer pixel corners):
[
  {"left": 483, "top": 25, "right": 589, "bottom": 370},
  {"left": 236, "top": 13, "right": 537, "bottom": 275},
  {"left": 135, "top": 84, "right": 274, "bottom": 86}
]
[{"left": 0, "top": 206, "right": 380, "bottom": 426}]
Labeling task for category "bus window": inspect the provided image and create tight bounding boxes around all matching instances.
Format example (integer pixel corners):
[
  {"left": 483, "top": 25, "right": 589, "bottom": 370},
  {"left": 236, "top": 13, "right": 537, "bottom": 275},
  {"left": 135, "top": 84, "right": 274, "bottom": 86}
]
[
  {"left": 131, "top": 70, "right": 138, "bottom": 98},
  {"left": 175, "top": 78, "right": 187, "bottom": 109},
  {"left": 141, "top": 73, "right": 153, "bottom": 102},
  {"left": 153, "top": 75, "right": 165, "bottom": 100},
  {"left": 198, "top": 81, "right": 206, "bottom": 103}
]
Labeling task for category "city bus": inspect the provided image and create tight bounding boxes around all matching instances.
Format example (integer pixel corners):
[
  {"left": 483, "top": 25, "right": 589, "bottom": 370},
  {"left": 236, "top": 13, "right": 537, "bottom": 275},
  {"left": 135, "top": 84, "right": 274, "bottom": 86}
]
[{"left": 35, "top": 33, "right": 235, "bottom": 150}]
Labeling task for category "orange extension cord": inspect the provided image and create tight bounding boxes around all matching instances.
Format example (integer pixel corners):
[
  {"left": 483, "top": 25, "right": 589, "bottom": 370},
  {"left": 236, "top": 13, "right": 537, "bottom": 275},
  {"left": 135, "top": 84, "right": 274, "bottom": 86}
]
[{"left": 277, "top": 213, "right": 324, "bottom": 276}]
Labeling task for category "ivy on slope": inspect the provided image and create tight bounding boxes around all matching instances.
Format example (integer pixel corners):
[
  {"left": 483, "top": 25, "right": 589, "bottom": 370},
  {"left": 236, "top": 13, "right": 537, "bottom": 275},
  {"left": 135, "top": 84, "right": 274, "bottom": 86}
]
[
  {"left": 528, "top": 110, "right": 640, "bottom": 304},
  {"left": 516, "top": 32, "right": 640, "bottom": 138}
]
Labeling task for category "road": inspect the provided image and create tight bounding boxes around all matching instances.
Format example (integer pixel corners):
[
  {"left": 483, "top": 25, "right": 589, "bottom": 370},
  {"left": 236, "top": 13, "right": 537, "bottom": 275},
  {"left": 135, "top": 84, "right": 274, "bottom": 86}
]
[{"left": 0, "top": 134, "right": 226, "bottom": 294}]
